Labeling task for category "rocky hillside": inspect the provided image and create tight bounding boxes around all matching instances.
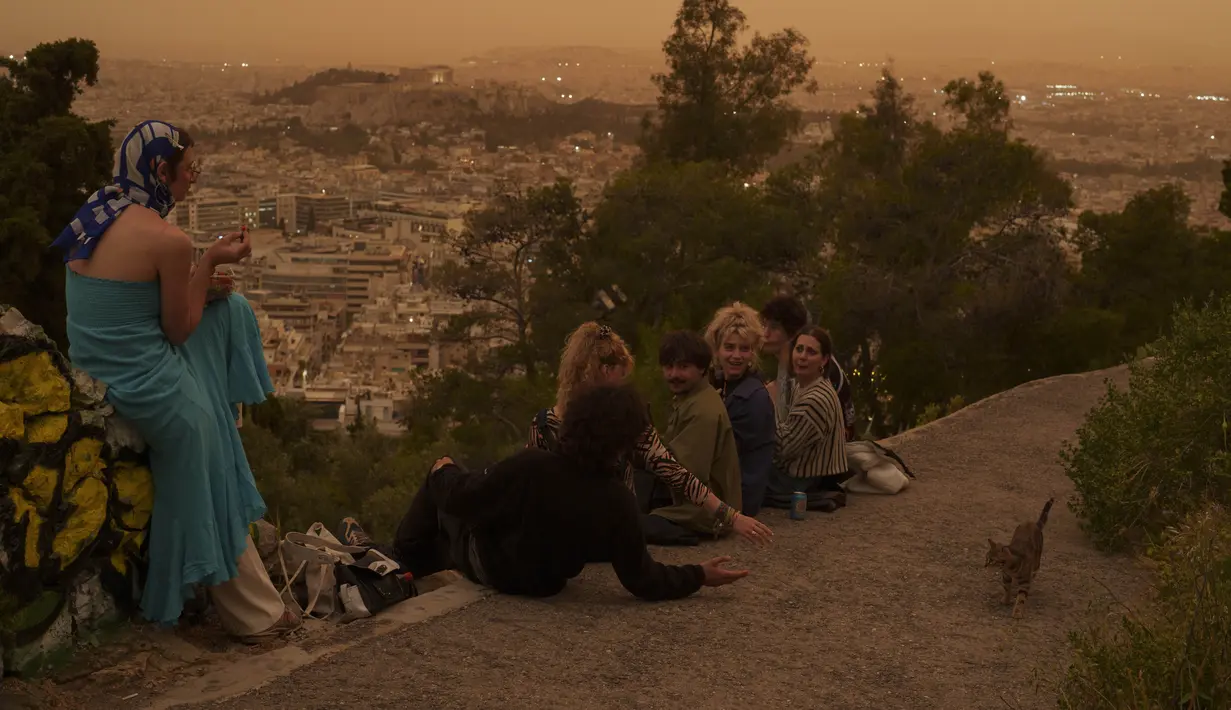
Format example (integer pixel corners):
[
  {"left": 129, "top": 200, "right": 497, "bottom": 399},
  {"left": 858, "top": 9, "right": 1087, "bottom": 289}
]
[{"left": 301, "top": 82, "right": 553, "bottom": 129}]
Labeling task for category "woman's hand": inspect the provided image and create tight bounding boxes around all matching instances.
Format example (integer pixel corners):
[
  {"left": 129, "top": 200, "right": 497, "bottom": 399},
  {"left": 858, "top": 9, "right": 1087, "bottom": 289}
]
[
  {"left": 733, "top": 513, "right": 774, "bottom": 546},
  {"left": 206, "top": 231, "right": 251, "bottom": 266},
  {"left": 699, "top": 556, "right": 749, "bottom": 587}
]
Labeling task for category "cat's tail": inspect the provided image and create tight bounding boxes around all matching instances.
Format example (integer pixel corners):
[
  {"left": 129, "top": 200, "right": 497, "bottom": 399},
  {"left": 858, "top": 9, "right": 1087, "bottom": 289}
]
[{"left": 1037, "top": 497, "right": 1056, "bottom": 529}]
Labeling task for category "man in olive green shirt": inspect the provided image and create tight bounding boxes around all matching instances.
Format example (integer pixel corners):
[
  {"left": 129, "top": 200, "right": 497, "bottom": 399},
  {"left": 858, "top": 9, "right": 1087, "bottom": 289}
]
[{"left": 651, "top": 331, "right": 743, "bottom": 537}]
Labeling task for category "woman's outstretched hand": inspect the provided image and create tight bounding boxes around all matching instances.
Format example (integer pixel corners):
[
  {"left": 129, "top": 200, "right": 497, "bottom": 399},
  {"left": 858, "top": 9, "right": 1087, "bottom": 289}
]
[
  {"left": 700, "top": 556, "right": 749, "bottom": 587},
  {"left": 733, "top": 513, "right": 774, "bottom": 546},
  {"left": 206, "top": 231, "right": 251, "bottom": 266}
]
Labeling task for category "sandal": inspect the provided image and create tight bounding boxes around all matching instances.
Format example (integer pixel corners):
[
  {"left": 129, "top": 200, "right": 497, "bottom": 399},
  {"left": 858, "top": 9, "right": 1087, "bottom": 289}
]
[{"left": 239, "top": 607, "right": 302, "bottom": 645}]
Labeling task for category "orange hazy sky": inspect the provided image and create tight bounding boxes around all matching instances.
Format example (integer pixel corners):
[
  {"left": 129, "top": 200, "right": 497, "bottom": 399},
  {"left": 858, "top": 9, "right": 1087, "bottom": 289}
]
[{"left": 3, "top": 0, "right": 1228, "bottom": 68}]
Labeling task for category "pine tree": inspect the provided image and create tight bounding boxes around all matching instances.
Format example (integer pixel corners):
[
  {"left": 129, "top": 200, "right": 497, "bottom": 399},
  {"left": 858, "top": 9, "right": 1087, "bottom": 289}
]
[{"left": 0, "top": 39, "right": 113, "bottom": 347}]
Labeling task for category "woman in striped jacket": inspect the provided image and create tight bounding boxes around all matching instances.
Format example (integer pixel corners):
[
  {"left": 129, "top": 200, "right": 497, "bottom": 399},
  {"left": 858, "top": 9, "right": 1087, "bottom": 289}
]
[{"left": 763, "top": 326, "right": 852, "bottom": 512}]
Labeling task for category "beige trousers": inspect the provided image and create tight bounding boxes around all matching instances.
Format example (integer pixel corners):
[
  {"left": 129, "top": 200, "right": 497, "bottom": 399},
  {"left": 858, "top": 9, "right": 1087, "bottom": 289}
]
[{"left": 208, "top": 535, "right": 284, "bottom": 636}]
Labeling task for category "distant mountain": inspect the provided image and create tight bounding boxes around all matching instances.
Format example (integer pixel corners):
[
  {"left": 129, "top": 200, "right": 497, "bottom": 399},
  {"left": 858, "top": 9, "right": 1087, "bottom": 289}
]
[{"left": 459, "top": 45, "right": 662, "bottom": 68}]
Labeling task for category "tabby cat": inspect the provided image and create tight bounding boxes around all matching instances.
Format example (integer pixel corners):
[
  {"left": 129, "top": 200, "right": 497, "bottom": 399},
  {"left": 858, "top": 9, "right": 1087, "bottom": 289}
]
[{"left": 985, "top": 497, "right": 1054, "bottom": 618}]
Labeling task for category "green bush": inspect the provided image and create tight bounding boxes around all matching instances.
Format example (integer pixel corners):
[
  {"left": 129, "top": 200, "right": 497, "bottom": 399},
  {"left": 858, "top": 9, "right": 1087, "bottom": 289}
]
[
  {"left": 1062, "top": 297, "right": 1231, "bottom": 551},
  {"left": 1058, "top": 503, "right": 1231, "bottom": 710},
  {"left": 241, "top": 398, "right": 444, "bottom": 540},
  {"left": 914, "top": 395, "right": 967, "bottom": 428}
]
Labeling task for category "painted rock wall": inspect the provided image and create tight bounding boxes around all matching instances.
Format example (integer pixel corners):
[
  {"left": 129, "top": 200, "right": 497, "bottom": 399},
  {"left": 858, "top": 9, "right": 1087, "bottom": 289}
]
[{"left": 0, "top": 306, "right": 152, "bottom": 676}]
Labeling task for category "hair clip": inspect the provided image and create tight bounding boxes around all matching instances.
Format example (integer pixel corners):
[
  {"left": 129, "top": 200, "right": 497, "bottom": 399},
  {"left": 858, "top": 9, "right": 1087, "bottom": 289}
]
[{"left": 597, "top": 325, "right": 613, "bottom": 338}]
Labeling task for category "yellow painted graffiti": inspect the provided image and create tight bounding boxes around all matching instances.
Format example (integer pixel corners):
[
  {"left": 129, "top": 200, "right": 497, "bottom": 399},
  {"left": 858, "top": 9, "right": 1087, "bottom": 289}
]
[
  {"left": 24, "top": 414, "right": 68, "bottom": 444},
  {"left": 63, "top": 438, "right": 106, "bottom": 494},
  {"left": 109, "top": 528, "right": 148, "bottom": 577},
  {"left": 0, "top": 352, "right": 71, "bottom": 416},
  {"left": 7, "top": 488, "right": 42, "bottom": 569},
  {"left": 0, "top": 401, "right": 22, "bottom": 439},
  {"left": 1, "top": 317, "right": 156, "bottom": 651},
  {"left": 23, "top": 465, "right": 58, "bottom": 510},
  {"left": 10, "top": 464, "right": 59, "bottom": 570},
  {"left": 108, "top": 460, "right": 154, "bottom": 579},
  {"left": 52, "top": 477, "right": 109, "bottom": 568},
  {"left": 111, "top": 460, "right": 154, "bottom": 532}
]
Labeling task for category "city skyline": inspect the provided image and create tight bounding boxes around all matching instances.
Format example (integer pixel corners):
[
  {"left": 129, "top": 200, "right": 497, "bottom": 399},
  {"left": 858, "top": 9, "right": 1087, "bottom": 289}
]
[{"left": 3, "top": 0, "right": 1231, "bottom": 69}]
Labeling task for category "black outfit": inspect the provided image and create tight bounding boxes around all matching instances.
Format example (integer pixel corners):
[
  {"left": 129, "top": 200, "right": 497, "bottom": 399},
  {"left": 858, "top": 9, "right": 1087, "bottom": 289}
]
[
  {"left": 763, "top": 467, "right": 854, "bottom": 512},
  {"left": 390, "top": 448, "right": 705, "bottom": 601}
]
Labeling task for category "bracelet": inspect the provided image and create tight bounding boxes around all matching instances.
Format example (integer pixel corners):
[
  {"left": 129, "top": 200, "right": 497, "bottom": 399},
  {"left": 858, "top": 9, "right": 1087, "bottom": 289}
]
[{"left": 715, "top": 501, "right": 737, "bottom": 528}]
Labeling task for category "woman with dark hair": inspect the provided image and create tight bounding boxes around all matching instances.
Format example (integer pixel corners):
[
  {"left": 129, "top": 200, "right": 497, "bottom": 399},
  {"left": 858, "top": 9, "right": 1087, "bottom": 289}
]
[
  {"left": 351, "top": 383, "right": 749, "bottom": 601},
  {"left": 763, "top": 326, "right": 852, "bottom": 512},
  {"left": 52, "top": 120, "right": 296, "bottom": 641},
  {"left": 760, "top": 295, "right": 856, "bottom": 440}
]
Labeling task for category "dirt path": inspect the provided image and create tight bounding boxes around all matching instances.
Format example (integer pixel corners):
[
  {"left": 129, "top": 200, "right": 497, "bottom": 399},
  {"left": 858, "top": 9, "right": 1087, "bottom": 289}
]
[{"left": 18, "top": 365, "right": 1151, "bottom": 709}]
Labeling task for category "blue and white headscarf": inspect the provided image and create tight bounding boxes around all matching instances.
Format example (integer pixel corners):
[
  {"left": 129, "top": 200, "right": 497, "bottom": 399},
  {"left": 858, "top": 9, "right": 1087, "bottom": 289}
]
[{"left": 52, "top": 120, "right": 187, "bottom": 262}]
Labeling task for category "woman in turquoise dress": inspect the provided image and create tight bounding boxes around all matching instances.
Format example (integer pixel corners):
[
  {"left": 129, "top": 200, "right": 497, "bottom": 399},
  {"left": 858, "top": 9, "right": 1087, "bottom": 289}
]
[{"left": 52, "top": 120, "right": 298, "bottom": 641}]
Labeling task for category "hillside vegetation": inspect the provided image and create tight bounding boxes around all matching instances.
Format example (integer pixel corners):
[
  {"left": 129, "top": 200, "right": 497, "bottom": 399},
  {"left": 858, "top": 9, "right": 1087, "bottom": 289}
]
[{"left": 251, "top": 67, "right": 395, "bottom": 105}]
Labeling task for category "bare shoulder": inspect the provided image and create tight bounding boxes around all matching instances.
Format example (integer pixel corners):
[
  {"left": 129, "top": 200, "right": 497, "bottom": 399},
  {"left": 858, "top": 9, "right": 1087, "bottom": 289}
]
[{"left": 146, "top": 216, "right": 193, "bottom": 256}]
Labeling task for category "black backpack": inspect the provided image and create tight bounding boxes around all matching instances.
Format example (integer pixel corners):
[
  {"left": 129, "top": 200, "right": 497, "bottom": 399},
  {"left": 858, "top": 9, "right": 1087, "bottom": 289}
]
[{"left": 334, "top": 563, "right": 417, "bottom": 622}]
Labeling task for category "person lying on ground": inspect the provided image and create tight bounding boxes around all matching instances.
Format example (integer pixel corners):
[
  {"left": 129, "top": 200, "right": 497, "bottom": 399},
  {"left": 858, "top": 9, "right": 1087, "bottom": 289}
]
[
  {"left": 342, "top": 383, "right": 749, "bottom": 601},
  {"left": 526, "top": 321, "right": 772, "bottom": 546},
  {"left": 763, "top": 327, "right": 854, "bottom": 513},
  {"left": 648, "top": 331, "right": 744, "bottom": 539}
]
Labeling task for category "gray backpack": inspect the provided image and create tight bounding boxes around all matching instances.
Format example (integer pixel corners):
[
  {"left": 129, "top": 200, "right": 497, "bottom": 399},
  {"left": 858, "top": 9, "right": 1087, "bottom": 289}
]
[
  {"left": 844, "top": 440, "right": 915, "bottom": 495},
  {"left": 273, "top": 522, "right": 402, "bottom": 621}
]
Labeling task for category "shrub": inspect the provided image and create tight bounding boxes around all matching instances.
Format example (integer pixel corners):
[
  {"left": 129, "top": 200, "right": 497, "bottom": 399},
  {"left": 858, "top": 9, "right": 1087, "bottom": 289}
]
[
  {"left": 241, "top": 398, "right": 444, "bottom": 540},
  {"left": 1062, "top": 297, "right": 1231, "bottom": 552},
  {"left": 1058, "top": 503, "right": 1231, "bottom": 710},
  {"left": 914, "top": 395, "right": 967, "bottom": 428}
]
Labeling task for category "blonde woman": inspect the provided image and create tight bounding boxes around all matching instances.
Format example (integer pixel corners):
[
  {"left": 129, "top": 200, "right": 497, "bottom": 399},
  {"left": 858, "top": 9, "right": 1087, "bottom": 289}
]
[
  {"left": 704, "top": 303, "right": 776, "bottom": 516},
  {"left": 529, "top": 322, "right": 773, "bottom": 544}
]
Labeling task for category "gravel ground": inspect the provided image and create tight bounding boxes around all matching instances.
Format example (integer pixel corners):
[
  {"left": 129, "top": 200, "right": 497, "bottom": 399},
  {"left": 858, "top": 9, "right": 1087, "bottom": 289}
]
[{"left": 12, "top": 365, "right": 1150, "bottom": 710}]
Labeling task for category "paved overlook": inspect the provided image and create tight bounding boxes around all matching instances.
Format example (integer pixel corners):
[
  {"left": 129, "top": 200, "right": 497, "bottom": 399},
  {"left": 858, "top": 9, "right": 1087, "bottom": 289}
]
[{"left": 7, "top": 365, "right": 1150, "bottom": 710}]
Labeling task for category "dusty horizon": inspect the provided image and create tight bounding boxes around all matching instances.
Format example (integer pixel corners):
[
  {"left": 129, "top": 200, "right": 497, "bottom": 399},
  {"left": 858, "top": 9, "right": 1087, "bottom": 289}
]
[{"left": 2, "top": 0, "right": 1229, "bottom": 71}]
